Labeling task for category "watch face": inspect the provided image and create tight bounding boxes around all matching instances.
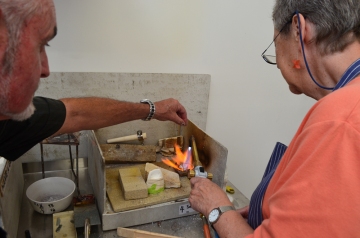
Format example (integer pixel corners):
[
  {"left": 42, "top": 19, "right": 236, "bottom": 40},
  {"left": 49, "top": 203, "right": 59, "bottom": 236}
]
[{"left": 208, "top": 208, "right": 220, "bottom": 223}]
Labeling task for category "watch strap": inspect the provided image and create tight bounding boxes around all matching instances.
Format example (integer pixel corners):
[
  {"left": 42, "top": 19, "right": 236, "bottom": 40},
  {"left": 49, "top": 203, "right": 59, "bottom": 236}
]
[
  {"left": 140, "top": 99, "right": 155, "bottom": 121},
  {"left": 209, "top": 205, "right": 235, "bottom": 225},
  {"left": 219, "top": 205, "right": 235, "bottom": 213}
]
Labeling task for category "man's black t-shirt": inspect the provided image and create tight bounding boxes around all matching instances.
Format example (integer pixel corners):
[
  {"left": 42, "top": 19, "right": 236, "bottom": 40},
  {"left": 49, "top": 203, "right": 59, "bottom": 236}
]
[{"left": 0, "top": 97, "right": 66, "bottom": 161}]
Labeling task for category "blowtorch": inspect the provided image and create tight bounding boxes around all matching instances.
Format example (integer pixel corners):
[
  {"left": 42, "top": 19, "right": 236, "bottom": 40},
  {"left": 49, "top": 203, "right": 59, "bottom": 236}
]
[
  {"left": 187, "top": 135, "right": 213, "bottom": 238},
  {"left": 187, "top": 135, "right": 213, "bottom": 180}
]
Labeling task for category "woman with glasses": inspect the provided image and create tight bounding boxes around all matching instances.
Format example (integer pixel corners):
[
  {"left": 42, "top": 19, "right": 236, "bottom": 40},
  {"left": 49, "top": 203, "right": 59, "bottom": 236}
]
[{"left": 189, "top": 0, "right": 360, "bottom": 237}]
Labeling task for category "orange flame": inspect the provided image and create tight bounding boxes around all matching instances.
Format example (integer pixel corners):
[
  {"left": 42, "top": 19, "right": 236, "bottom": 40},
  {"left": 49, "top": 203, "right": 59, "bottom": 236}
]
[{"left": 162, "top": 144, "right": 194, "bottom": 171}]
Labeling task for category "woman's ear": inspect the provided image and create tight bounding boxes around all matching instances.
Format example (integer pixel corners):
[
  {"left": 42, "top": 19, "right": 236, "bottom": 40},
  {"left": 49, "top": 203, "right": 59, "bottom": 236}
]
[{"left": 292, "top": 13, "right": 306, "bottom": 43}]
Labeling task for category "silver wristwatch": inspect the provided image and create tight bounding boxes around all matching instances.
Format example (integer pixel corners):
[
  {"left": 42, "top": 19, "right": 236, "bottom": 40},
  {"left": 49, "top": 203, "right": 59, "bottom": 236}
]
[
  {"left": 140, "top": 99, "right": 155, "bottom": 121},
  {"left": 208, "top": 205, "right": 235, "bottom": 225}
]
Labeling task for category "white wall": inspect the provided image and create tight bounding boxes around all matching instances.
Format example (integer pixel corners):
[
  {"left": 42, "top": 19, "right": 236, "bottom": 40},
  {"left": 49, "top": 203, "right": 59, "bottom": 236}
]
[{"left": 48, "top": 0, "right": 315, "bottom": 199}]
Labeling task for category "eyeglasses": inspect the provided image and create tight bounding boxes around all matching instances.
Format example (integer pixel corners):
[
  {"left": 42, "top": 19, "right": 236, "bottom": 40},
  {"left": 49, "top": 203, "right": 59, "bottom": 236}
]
[{"left": 261, "top": 22, "right": 290, "bottom": 65}]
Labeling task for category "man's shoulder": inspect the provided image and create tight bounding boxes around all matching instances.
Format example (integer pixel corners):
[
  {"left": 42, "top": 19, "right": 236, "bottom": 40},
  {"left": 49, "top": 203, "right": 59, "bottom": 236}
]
[
  {"left": 32, "top": 97, "right": 66, "bottom": 113},
  {"left": 33, "top": 96, "right": 59, "bottom": 105}
]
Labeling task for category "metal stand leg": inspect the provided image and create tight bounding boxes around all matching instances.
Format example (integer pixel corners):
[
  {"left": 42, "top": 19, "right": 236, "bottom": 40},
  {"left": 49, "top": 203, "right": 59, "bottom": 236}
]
[
  {"left": 76, "top": 144, "right": 79, "bottom": 195},
  {"left": 40, "top": 133, "right": 80, "bottom": 193},
  {"left": 68, "top": 134, "right": 80, "bottom": 196}
]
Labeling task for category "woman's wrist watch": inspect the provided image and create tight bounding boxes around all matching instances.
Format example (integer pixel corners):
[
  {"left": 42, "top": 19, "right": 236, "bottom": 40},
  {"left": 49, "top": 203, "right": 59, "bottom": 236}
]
[
  {"left": 140, "top": 99, "right": 155, "bottom": 121},
  {"left": 208, "top": 205, "right": 235, "bottom": 225}
]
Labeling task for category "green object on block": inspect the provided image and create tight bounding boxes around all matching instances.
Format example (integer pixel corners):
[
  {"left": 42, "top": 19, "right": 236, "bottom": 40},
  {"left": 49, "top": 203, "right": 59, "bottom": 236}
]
[{"left": 148, "top": 184, "right": 165, "bottom": 194}]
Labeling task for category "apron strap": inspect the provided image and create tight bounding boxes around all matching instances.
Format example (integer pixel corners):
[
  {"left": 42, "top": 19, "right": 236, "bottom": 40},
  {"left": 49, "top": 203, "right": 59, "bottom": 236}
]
[{"left": 248, "top": 142, "right": 287, "bottom": 229}]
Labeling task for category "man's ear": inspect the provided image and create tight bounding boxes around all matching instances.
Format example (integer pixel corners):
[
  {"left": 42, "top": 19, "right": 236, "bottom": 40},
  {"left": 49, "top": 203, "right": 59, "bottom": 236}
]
[
  {"left": 0, "top": 8, "right": 7, "bottom": 37},
  {"left": 0, "top": 8, "right": 5, "bottom": 25},
  {"left": 0, "top": 8, "right": 8, "bottom": 65}
]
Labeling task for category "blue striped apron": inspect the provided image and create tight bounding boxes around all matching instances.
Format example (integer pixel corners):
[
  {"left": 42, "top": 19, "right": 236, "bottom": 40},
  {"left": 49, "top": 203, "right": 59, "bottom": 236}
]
[{"left": 247, "top": 58, "right": 360, "bottom": 229}]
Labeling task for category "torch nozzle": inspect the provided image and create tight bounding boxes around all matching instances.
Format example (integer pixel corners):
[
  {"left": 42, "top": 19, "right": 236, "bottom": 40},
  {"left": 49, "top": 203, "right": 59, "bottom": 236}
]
[
  {"left": 187, "top": 136, "right": 213, "bottom": 180},
  {"left": 190, "top": 136, "right": 201, "bottom": 167}
]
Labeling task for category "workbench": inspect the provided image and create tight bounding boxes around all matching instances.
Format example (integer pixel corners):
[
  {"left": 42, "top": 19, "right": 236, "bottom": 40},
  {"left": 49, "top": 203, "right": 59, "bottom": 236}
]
[{"left": 16, "top": 159, "right": 249, "bottom": 238}]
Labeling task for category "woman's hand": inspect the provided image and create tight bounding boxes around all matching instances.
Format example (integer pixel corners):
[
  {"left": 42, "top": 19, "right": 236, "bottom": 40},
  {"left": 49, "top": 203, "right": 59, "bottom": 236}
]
[
  {"left": 237, "top": 205, "right": 249, "bottom": 220},
  {"left": 189, "top": 177, "right": 233, "bottom": 217}
]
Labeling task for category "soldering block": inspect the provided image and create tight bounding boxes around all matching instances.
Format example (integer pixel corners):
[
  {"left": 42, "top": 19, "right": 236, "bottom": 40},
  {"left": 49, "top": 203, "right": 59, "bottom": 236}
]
[{"left": 119, "top": 167, "right": 148, "bottom": 200}]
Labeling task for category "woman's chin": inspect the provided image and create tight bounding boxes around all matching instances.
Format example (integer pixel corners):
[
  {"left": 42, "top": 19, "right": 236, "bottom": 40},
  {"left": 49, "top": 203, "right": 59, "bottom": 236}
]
[{"left": 289, "top": 86, "right": 302, "bottom": 95}]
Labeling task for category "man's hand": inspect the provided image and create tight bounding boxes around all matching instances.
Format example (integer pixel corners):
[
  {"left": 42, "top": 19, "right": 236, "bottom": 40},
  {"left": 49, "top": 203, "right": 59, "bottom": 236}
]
[{"left": 153, "top": 98, "right": 187, "bottom": 126}]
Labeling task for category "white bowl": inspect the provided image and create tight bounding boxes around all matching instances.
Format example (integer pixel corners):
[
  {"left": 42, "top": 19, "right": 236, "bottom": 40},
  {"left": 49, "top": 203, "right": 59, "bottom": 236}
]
[{"left": 26, "top": 177, "right": 75, "bottom": 214}]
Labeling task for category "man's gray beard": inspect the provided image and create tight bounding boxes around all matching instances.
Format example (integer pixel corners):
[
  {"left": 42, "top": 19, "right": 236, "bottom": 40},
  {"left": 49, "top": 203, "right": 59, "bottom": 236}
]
[
  {"left": 0, "top": 73, "right": 36, "bottom": 121},
  {"left": 0, "top": 34, "right": 37, "bottom": 121},
  {"left": 3, "top": 102, "right": 35, "bottom": 121}
]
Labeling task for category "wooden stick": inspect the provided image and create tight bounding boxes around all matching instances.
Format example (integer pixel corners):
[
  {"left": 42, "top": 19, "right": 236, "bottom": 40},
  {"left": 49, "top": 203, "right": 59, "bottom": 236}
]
[
  {"left": 107, "top": 133, "right": 147, "bottom": 143},
  {"left": 117, "top": 227, "right": 181, "bottom": 238}
]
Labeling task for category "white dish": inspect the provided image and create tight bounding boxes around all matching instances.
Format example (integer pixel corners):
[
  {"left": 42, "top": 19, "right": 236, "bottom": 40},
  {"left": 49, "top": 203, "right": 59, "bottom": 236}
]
[{"left": 26, "top": 177, "right": 75, "bottom": 214}]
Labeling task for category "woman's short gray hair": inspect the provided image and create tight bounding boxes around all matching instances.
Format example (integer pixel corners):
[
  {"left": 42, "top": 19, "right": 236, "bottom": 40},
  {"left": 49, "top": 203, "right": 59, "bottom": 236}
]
[
  {"left": 272, "top": 0, "right": 360, "bottom": 54},
  {"left": 0, "top": 0, "right": 50, "bottom": 75}
]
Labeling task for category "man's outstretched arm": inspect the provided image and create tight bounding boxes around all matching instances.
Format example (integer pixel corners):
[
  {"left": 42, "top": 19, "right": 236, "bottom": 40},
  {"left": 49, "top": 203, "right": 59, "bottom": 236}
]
[{"left": 55, "top": 97, "right": 187, "bottom": 135}]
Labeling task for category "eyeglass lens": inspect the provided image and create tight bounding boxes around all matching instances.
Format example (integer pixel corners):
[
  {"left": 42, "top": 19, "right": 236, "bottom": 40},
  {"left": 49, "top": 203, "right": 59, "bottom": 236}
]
[
  {"left": 262, "top": 55, "right": 276, "bottom": 64},
  {"left": 261, "top": 36, "right": 277, "bottom": 65}
]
